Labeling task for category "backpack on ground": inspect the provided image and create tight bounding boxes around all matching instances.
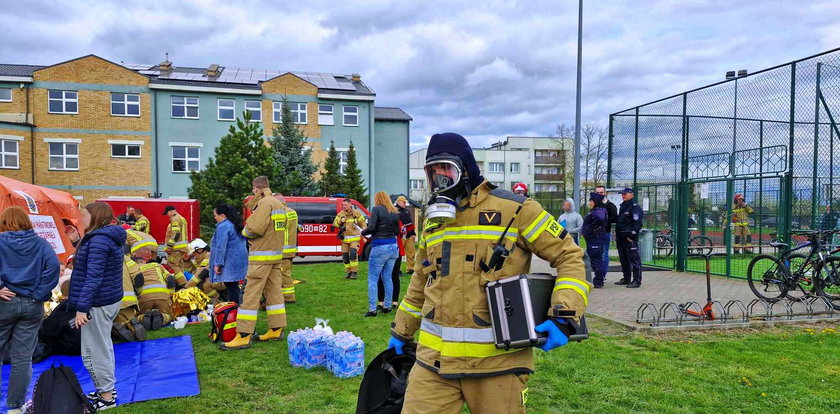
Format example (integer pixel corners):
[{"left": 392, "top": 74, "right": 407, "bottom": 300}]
[
  {"left": 30, "top": 364, "right": 95, "bottom": 414},
  {"left": 210, "top": 302, "right": 239, "bottom": 343}
]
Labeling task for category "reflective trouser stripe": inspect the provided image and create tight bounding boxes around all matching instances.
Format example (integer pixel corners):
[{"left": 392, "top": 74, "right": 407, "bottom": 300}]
[
  {"left": 399, "top": 300, "right": 422, "bottom": 319},
  {"left": 523, "top": 211, "right": 551, "bottom": 242},
  {"left": 266, "top": 304, "right": 286, "bottom": 315},
  {"left": 553, "top": 277, "right": 590, "bottom": 306},
  {"left": 282, "top": 287, "right": 295, "bottom": 294},
  {"left": 249, "top": 251, "right": 284, "bottom": 262},
  {"left": 223, "top": 322, "right": 237, "bottom": 330},
  {"left": 237, "top": 309, "right": 258, "bottom": 321},
  {"left": 735, "top": 223, "right": 749, "bottom": 226},
  {"left": 344, "top": 263, "right": 352, "bottom": 269},
  {"left": 344, "top": 236, "right": 361, "bottom": 243}
]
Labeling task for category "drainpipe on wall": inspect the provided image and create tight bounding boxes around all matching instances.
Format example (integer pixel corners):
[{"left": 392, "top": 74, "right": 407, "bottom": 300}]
[
  {"left": 26, "top": 83, "right": 34, "bottom": 184},
  {"left": 152, "top": 89, "right": 161, "bottom": 198},
  {"left": 368, "top": 103, "right": 374, "bottom": 207}
]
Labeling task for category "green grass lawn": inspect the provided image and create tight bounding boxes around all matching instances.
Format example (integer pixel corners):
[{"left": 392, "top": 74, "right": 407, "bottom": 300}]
[{"left": 117, "top": 262, "right": 840, "bottom": 413}]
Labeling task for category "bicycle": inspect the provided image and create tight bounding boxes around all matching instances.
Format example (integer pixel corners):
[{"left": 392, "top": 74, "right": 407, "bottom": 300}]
[
  {"left": 746, "top": 230, "right": 839, "bottom": 302},
  {"left": 654, "top": 224, "right": 714, "bottom": 257}
]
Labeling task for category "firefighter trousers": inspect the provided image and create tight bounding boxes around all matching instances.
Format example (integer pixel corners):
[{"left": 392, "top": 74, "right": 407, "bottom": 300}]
[
  {"left": 340, "top": 241, "right": 360, "bottom": 274},
  {"left": 114, "top": 306, "right": 138, "bottom": 325},
  {"left": 139, "top": 299, "right": 173, "bottom": 324},
  {"left": 402, "top": 364, "right": 529, "bottom": 414},
  {"left": 281, "top": 258, "right": 296, "bottom": 302},
  {"left": 237, "top": 263, "right": 286, "bottom": 334},
  {"left": 734, "top": 225, "right": 753, "bottom": 253},
  {"left": 403, "top": 235, "right": 416, "bottom": 272},
  {"left": 167, "top": 250, "right": 189, "bottom": 288}
]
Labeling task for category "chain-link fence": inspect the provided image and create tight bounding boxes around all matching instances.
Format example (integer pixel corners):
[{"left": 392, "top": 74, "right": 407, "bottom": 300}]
[{"left": 608, "top": 48, "right": 840, "bottom": 279}]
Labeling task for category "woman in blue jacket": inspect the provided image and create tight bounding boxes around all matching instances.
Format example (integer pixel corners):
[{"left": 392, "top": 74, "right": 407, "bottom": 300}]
[
  {"left": 0, "top": 206, "right": 60, "bottom": 413},
  {"left": 210, "top": 204, "right": 248, "bottom": 303},
  {"left": 67, "top": 202, "right": 126, "bottom": 411}
]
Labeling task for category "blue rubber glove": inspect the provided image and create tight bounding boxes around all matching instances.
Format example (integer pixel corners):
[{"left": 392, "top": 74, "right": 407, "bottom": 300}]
[
  {"left": 388, "top": 336, "right": 406, "bottom": 355},
  {"left": 534, "top": 318, "right": 569, "bottom": 351},
  {"left": 184, "top": 271, "right": 194, "bottom": 281}
]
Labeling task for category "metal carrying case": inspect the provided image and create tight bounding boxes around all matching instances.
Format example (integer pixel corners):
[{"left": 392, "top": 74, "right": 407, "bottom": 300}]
[{"left": 486, "top": 273, "right": 588, "bottom": 350}]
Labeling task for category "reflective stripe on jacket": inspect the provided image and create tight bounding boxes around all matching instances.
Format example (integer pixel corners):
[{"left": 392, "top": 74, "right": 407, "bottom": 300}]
[
  {"left": 121, "top": 256, "right": 141, "bottom": 308},
  {"left": 283, "top": 206, "right": 299, "bottom": 258},
  {"left": 138, "top": 262, "right": 171, "bottom": 301},
  {"left": 242, "top": 189, "right": 286, "bottom": 264},
  {"left": 333, "top": 209, "right": 366, "bottom": 243}
]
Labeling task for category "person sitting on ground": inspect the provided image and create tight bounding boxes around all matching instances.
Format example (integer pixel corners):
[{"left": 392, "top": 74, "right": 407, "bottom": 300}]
[
  {"left": 112, "top": 243, "right": 146, "bottom": 343},
  {"left": 0, "top": 206, "right": 61, "bottom": 414},
  {"left": 132, "top": 247, "right": 176, "bottom": 331},
  {"left": 558, "top": 197, "right": 583, "bottom": 245},
  {"left": 582, "top": 193, "right": 609, "bottom": 288},
  {"left": 185, "top": 239, "right": 227, "bottom": 302}
]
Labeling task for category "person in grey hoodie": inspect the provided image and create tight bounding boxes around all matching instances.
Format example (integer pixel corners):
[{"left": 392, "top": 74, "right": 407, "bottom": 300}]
[
  {"left": 558, "top": 198, "right": 583, "bottom": 245},
  {"left": 0, "top": 206, "right": 60, "bottom": 413}
]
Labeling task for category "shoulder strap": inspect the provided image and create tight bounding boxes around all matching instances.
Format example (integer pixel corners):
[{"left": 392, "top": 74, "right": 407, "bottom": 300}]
[
  {"left": 58, "top": 366, "right": 96, "bottom": 412},
  {"left": 489, "top": 188, "right": 526, "bottom": 204}
]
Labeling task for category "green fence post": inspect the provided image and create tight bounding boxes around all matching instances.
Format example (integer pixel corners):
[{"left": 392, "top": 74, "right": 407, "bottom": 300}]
[
  {"left": 725, "top": 180, "right": 734, "bottom": 277},
  {"left": 813, "top": 63, "right": 822, "bottom": 229},
  {"left": 783, "top": 62, "right": 797, "bottom": 244},
  {"left": 675, "top": 93, "right": 689, "bottom": 272},
  {"left": 607, "top": 115, "right": 614, "bottom": 188},
  {"left": 633, "top": 108, "right": 639, "bottom": 189}
]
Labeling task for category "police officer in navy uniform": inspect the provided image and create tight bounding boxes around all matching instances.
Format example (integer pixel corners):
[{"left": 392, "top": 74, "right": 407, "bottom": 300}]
[{"left": 615, "top": 187, "right": 644, "bottom": 288}]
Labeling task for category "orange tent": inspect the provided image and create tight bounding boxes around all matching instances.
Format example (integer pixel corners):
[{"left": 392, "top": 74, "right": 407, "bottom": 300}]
[{"left": 0, "top": 176, "right": 81, "bottom": 262}]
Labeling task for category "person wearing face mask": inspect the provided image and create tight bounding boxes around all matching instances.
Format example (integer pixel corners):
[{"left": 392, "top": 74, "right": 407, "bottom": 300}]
[{"left": 386, "top": 133, "right": 589, "bottom": 414}]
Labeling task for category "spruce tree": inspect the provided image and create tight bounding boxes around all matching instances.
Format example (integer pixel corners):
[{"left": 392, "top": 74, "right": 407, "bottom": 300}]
[
  {"left": 320, "top": 141, "right": 343, "bottom": 196},
  {"left": 188, "top": 112, "right": 282, "bottom": 232},
  {"left": 342, "top": 141, "right": 369, "bottom": 205},
  {"left": 269, "top": 98, "right": 319, "bottom": 195}
]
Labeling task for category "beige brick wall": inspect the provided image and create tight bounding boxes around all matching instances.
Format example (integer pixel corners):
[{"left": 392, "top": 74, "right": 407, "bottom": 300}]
[
  {"left": 68, "top": 189, "right": 149, "bottom": 204},
  {"left": 261, "top": 73, "right": 318, "bottom": 96},
  {"left": 261, "top": 99, "right": 321, "bottom": 138},
  {"left": 0, "top": 128, "right": 33, "bottom": 183},
  {"left": 261, "top": 74, "right": 321, "bottom": 139},
  {"left": 33, "top": 55, "right": 148, "bottom": 86},
  {"left": 34, "top": 131, "right": 152, "bottom": 197},
  {"left": 31, "top": 89, "right": 151, "bottom": 131},
  {"left": 0, "top": 86, "right": 29, "bottom": 115}
]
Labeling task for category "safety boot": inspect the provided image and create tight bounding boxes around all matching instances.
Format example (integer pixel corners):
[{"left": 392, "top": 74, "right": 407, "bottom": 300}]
[
  {"left": 221, "top": 333, "right": 253, "bottom": 350},
  {"left": 112, "top": 324, "right": 136, "bottom": 342},
  {"left": 349, "top": 271, "right": 358, "bottom": 280},
  {"left": 131, "top": 317, "right": 147, "bottom": 341},
  {"left": 257, "top": 327, "right": 285, "bottom": 342}
]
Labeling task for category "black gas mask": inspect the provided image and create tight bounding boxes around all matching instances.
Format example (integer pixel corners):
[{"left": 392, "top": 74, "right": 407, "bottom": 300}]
[{"left": 424, "top": 153, "right": 469, "bottom": 224}]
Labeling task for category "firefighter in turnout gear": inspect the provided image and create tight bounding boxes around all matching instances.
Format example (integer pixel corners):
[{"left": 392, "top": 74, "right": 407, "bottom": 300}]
[
  {"left": 387, "top": 133, "right": 589, "bottom": 414},
  {"left": 279, "top": 196, "right": 300, "bottom": 303},
  {"left": 222, "top": 176, "right": 287, "bottom": 350},
  {"left": 334, "top": 200, "right": 366, "bottom": 279},
  {"left": 732, "top": 194, "right": 754, "bottom": 254},
  {"left": 112, "top": 251, "right": 147, "bottom": 342},
  {"left": 132, "top": 246, "right": 175, "bottom": 331},
  {"left": 133, "top": 208, "right": 151, "bottom": 234},
  {"left": 185, "top": 239, "right": 226, "bottom": 301},
  {"left": 396, "top": 195, "right": 416, "bottom": 275},
  {"left": 164, "top": 205, "right": 190, "bottom": 288}
]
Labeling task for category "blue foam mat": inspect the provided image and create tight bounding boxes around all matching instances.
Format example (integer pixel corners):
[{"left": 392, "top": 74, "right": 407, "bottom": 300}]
[{"left": 1, "top": 335, "right": 199, "bottom": 411}]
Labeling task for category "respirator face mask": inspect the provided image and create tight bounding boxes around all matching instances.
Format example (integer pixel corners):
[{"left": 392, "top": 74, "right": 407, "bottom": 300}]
[{"left": 424, "top": 155, "right": 467, "bottom": 223}]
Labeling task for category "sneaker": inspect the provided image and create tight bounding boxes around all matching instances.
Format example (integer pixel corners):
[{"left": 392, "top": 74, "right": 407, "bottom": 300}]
[
  {"left": 131, "top": 317, "right": 146, "bottom": 341},
  {"left": 376, "top": 304, "right": 384, "bottom": 311},
  {"left": 91, "top": 395, "right": 117, "bottom": 411},
  {"left": 88, "top": 390, "right": 118, "bottom": 402},
  {"left": 381, "top": 307, "right": 392, "bottom": 314},
  {"left": 364, "top": 310, "right": 378, "bottom": 317},
  {"left": 7, "top": 407, "right": 22, "bottom": 414}
]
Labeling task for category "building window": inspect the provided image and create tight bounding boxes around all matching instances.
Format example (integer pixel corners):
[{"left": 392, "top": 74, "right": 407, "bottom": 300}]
[
  {"left": 171, "top": 96, "right": 199, "bottom": 119},
  {"left": 343, "top": 106, "right": 359, "bottom": 126},
  {"left": 218, "top": 99, "right": 235, "bottom": 121},
  {"left": 172, "top": 145, "right": 201, "bottom": 172},
  {"left": 48, "top": 142, "right": 79, "bottom": 171},
  {"left": 110, "top": 142, "right": 141, "bottom": 159},
  {"left": 510, "top": 163, "right": 520, "bottom": 173},
  {"left": 490, "top": 181, "right": 504, "bottom": 188},
  {"left": 535, "top": 149, "right": 560, "bottom": 158},
  {"left": 410, "top": 179, "right": 424, "bottom": 190},
  {"left": 534, "top": 183, "right": 559, "bottom": 192},
  {"left": 110, "top": 93, "right": 140, "bottom": 117},
  {"left": 48, "top": 90, "right": 78, "bottom": 114},
  {"left": 535, "top": 166, "right": 559, "bottom": 175},
  {"left": 0, "top": 88, "right": 11, "bottom": 102},
  {"left": 245, "top": 100, "right": 261, "bottom": 122},
  {"left": 318, "top": 104, "right": 334, "bottom": 125},
  {"left": 489, "top": 162, "right": 504, "bottom": 173},
  {"left": 338, "top": 150, "right": 349, "bottom": 175},
  {"left": 0, "top": 139, "right": 19, "bottom": 169},
  {"left": 291, "top": 103, "right": 307, "bottom": 124}
]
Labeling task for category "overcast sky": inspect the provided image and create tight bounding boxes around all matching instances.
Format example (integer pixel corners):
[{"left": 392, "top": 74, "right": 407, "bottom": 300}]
[{"left": 2, "top": 0, "right": 839, "bottom": 150}]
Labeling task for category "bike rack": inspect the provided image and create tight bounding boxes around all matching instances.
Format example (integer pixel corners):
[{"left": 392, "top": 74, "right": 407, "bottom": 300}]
[
  {"left": 658, "top": 302, "right": 684, "bottom": 326},
  {"left": 770, "top": 299, "right": 794, "bottom": 320},
  {"left": 710, "top": 300, "right": 728, "bottom": 324},
  {"left": 747, "top": 299, "right": 773, "bottom": 321},
  {"left": 807, "top": 296, "right": 836, "bottom": 317},
  {"left": 678, "top": 301, "right": 705, "bottom": 324},
  {"left": 724, "top": 300, "right": 749, "bottom": 323},
  {"left": 788, "top": 298, "right": 814, "bottom": 319},
  {"left": 636, "top": 302, "right": 659, "bottom": 326}
]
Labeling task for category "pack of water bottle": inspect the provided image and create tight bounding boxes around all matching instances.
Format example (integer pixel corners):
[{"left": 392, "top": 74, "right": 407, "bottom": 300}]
[{"left": 287, "top": 319, "right": 364, "bottom": 377}]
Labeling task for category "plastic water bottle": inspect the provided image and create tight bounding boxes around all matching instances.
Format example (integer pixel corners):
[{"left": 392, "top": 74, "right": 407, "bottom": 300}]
[
  {"left": 287, "top": 329, "right": 305, "bottom": 368},
  {"left": 327, "top": 331, "right": 365, "bottom": 378}
]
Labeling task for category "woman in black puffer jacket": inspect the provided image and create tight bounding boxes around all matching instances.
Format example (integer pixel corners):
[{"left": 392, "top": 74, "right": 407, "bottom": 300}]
[
  {"left": 67, "top": 202, "right": 125, "bottom": 410},
  {"left": 361, "top": 191, "right": 401, "bottom": 317}
]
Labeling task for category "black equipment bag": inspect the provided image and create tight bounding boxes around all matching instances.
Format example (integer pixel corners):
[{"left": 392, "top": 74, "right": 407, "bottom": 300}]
[
  {"left": 31, "top": 364, "right": 95, "bottom": 414},
  {"left": 355, "top": 343, "right": 417, "bottom": 414}
]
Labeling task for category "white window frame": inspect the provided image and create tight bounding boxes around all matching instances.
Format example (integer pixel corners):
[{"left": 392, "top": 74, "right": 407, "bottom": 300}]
[
  {"left": 489, "top": 162, "right": 504, "bottom": 173},
  {"left": 48, "top": 90, "right": 78, "bottom": 114},
  {"left": 318, "top": 104, "right": 334, "bottom": 125},
  {"left": 108, "top": 140, "right": 143, "bottom": 159},
  {"left": 0, "top": 88, "right": 11, "bottom": 102},
  {"left": 337, "top": 148, "right": 349, "bottom": 175},
  {"left": 343, "top": 105, "right": 359, "bottom": 127},
  {"left": 171, "top": 96, "right": 199, "bottom": 119},
  {"left": 217, "top": 98, "right": 235, "bottom": 121},
  {"left": 169, "top": 142, "right": 202, "bottom": 173},
  {"left": 291, "top": 102, "right": 307, "bottom": 124},
  {"left": 245, "top": 100, "right": 262, "bottom": 122},
  {"left": 110, "top": 93, "right": 140, "bottom": 117},
  {"left": 0, "top": 135, "right": 22, "bottom": 169},
  {"left": 510, "top": 162, "right": 520, "bottom": 173},
  {"left": 272, "top": 101, "right": 282, "bottom": 123},
  {"left": 45, "top": 138, "right": 81, "bottom": 171}
]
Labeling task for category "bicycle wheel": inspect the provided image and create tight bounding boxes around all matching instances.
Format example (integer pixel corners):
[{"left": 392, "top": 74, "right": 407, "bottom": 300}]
[
  {"left": 814, "top": 256, "right": 840, "bottom": 307},
  {"left": 747, "top": 254, "right": 790, "bottom": 301},
  {"left": 784, "top": 254, "right": 816, "bottom": 301},
  {"left": 688, "top": 236, "right": 714, "bottom": 257},
  {"left": 655, "top": 235, "right": 673, "bottom": 257}
]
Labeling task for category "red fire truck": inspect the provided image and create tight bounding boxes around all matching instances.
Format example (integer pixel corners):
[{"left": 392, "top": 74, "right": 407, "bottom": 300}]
[
  {"left": 243, "top": 196, "right": 370, "bottom": 258},
  {"left": 97, "top": 198, "right": 201, "bottom": 245}
]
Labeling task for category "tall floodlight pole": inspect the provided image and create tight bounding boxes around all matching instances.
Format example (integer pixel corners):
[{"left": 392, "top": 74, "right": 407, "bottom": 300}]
[{"left": 573, "top": 0, "right": 583, "bottom": 204}]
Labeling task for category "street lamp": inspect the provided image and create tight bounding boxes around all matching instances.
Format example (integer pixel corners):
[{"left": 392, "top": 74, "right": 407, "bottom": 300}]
[
  {"left": 573, "top": 0, "right": 583, "bottom": 206},
  {"left": 670, "top": 144, "right": 681, "bottom": 181}
]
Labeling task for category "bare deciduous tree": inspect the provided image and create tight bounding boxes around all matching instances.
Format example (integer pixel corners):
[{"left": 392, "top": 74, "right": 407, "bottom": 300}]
[{"left": 581, "top": 121, "right": 608, "bottom": 187}]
